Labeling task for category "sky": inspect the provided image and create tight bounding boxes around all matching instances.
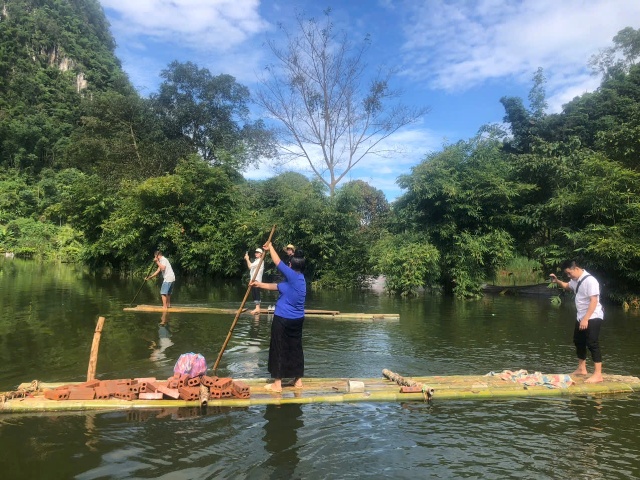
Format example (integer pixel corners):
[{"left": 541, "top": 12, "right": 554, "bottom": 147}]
[{"left": 98, "top": 0, "right": 640, "bottom": 201}]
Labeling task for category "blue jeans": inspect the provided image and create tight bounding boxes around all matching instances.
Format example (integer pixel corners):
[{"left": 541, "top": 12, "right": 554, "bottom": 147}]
[{"left": 160, "top": 281, "right": 174, "bottom": 295}]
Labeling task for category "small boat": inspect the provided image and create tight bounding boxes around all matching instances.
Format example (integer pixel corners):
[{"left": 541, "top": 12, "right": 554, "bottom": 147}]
[{"left": 2, "top": 371, "right": 638, "bottom": 414}]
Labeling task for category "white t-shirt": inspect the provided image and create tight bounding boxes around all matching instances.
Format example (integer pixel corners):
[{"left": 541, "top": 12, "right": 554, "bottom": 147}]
[
  {"left": 159, "top": 256, "right": 175, "bottom": 282},
  {"left": 250, "top": 258, "right": 264, "bottom": 282},
  {"left": 569, "top": 270, "right": 604, "bottom": 321}
]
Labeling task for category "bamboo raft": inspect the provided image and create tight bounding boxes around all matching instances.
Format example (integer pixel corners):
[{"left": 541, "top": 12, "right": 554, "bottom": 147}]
[
  {"left": 2, "top": 372, "right": 638, "bottom": 414},
  {"left": 124, "top": 305, "right": 400, "bottom": 321},
  {"left": 124, "top": 305, "right": 245, "bottom": 314}
]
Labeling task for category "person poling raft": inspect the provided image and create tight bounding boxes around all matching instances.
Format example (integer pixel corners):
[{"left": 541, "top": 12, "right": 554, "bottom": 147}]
[{"left": 251, "top": 241, "right": 307, "bottom": 393}]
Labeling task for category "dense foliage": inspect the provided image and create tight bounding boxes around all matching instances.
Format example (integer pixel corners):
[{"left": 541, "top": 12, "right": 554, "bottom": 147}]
[{"left": 1, "top": 3, "right": 640, "bottom": 302}]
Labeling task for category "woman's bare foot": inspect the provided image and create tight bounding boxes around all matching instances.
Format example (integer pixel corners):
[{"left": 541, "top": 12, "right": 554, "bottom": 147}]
[
  {"left": 571, "top": 369, "right": 588, "bottom": 376},
  {"left": 264, "top": 382, "right": 282, "bottom": 393},
  {"left": 283, "top": 378, "right": 303, "bottom": 388},
  {"left": 585, "top": 374, "right": 603, "bottom": 383}
]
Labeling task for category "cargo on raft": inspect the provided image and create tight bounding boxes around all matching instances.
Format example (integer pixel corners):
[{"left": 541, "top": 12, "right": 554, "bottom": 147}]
[{"left": 2, "top": 370, "right": 638, "bottom": 414}]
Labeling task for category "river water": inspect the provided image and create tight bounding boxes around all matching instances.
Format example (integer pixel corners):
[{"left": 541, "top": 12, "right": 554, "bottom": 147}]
[{"left": 1, "top": 259, "right": 639, "bottom": 479}]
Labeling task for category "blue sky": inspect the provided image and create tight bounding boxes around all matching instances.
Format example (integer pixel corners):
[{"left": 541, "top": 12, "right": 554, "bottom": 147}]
[{"left": 98, "top": 0, "right": 640, "bottom": 201}]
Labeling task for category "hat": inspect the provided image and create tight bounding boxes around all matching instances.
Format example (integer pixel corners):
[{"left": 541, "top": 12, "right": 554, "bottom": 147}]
[
  {"left": 255, "top": 248, "right": 263, "bottom": 254},
  {"left": 286, "top": 244, "right": 295, "bottom": 250}
]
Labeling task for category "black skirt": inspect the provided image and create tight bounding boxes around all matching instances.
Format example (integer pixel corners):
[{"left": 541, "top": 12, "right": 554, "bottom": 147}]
[{"left": 268, "top": 314, "right": 304, "bottom": 379}]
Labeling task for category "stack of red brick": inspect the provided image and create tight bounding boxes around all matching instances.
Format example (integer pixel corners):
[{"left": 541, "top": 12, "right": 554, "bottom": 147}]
[{"left": 43, "top": 375, "right": 251, "bottom": 401}]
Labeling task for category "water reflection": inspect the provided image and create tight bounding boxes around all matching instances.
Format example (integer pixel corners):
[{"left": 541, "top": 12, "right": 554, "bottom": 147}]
[
  {"left": 262, "top": 404, "right": 303, "bottom": 479},
  {"left": 149, "top": 311, "right": 174, "bottom": 363}
]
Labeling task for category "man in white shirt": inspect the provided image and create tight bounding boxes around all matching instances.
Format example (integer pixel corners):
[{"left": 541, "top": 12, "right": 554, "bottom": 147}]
[
  {"left": 245, "top": 248, "right": 265, "bottom": 315},
  {"left": 146, "top": 250, "right": 176, "bottom": 309},
  {"left": 550, "top": 260, "right": 604, "bottom": 383}
]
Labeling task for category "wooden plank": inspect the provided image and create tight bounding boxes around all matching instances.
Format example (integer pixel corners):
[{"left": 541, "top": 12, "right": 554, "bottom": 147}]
[{"left": 4, "top": 373, "right": 638, "bottom": 413}]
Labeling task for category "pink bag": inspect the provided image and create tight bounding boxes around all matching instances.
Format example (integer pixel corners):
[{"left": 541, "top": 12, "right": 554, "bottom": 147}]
[{"left": 173, "top": 352, "right": 207, "bottom": 378}]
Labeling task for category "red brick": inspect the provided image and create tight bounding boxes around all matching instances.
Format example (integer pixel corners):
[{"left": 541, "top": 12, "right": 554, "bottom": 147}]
[
  {"left": 114, "top": 391, "right": 136, "bottom": 401},
  {"left": 44, "top": 389, "right": 70, "bottom": 401},
  {"left": 178, "top": 386, "right": 200, "bottom": 401},
  {"left": 168, "top": 378, "right": 179, "bottom": 389},
  {"left": 128, "top": 384, "right": 140, "bottom": 394},
  {"left": 138, "top": 392, "right": 164, "bottom": 400},
  {"left": 209, "top": 387, "right": 233, "bottom": 399},
  {"left": 211, "top": 377, "right": 232, "bottom": 390},
  {"left": 78, "top": 380, "right": 101, "bottom": 389},
  {"left": 400, "top": 385, "right": 423, "bottom": 394},
  {"left": 94, "top": 386, "right": 110, "bottom": 399},
  {"left": 178, "top": 374, "right": 190, "bottom": 388},
  {"left": 156, "top": 386, "right": 180, "bottom": 399},
  {"left": 133, "top": 377, "right": 156, "bottom": 393},
  {"left": 232, "top": 381, "right": 250, "bottom": 394},
  {"left": 231, "top": 390, "right": 250, "bottom": 399},
  {"left": 187, "top": 376, "right": 201, "bottom": 387},
  {"left": 100, "top": 380, "right": 120, "bottom": 395},
  {"left": 201, "top": 375, "right": 219, "bottom": 387},
  {"left": 68, "top": 388, "right": 96, "bottom": 401}
]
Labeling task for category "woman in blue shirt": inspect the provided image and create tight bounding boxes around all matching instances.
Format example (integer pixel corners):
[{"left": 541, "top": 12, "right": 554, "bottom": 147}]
[{"left": 251, "top": 241, "right": 306, "bottom": 393}]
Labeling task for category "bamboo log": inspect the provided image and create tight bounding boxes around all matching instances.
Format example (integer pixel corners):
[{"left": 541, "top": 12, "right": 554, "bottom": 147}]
[
  {"left": 124, "top": 305, "right": 244, "bottom": 314},
  {"left": 86, "top": 317, "right": 105, "bottom": 381},
  {"left": 199, "top": 384, "right": 209, "bottom": 407},
  {"left": 382, "top": 369, "right": 435, "bottom": 399}
]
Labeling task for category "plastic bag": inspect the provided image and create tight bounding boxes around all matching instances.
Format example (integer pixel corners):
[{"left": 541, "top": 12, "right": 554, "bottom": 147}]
[{"left": 173, "top": 352, "right": 207, "bottom": 378}]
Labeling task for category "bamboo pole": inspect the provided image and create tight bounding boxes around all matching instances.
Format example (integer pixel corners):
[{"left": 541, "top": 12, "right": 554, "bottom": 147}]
[
  {"left": 86, "top": 316, "right": 106, "bottom": 381},
  {"left": 199, "top": 384, "right": 209, "bottom": 407},
  {"left": 382, "top": 368, "right": 435, "bottom": 399},
  {"left": 130, "top": 262, "right": 156, "bottom": 306},
  {"left": 213, "top": 225, "right": 277, "bottom": 373}
]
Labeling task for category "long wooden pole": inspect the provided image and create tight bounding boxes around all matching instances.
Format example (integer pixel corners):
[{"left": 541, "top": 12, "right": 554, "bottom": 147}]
[
  {"left": 213, "top": 225, "right": 276, "bottom": 373},
  {"left": 87, "top": 316, "right": 106, "bottom": 381},
  {"left": 130, "top": 261, "right": 157, "bottom": 306}
]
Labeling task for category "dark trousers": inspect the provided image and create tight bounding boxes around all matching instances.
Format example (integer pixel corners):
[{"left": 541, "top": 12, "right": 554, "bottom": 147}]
[
  {"left": 251, "top": 286, "right": 261, "bottom": 304},
  {"left": 573, "top": 318, "right": 603, "bottom": 363}
]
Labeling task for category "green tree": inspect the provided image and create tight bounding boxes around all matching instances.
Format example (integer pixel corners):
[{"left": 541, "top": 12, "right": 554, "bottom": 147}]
[
  {"left": 395, "top": 135, "right": 532, "bottom": 297},
  {"left": 152, "top": 61, "right": 276, "bottom": 171},
  {"left": 64, "top": 91, "right": 184, "bottom": 183},
  {"left": 589, "top": 26, "right": 640, "bottom": 80}
]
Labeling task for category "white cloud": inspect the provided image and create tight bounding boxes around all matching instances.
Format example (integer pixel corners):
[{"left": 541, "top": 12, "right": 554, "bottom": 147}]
[
  {"left": 398, "top": 0, "right": 640, "bottom": 97},
  {"left": 101, "top": 0, "right": 270, "bottom": 51}
]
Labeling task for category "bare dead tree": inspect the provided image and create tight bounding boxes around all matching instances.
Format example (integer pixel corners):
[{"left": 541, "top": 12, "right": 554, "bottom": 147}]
[{"left": 256, "top": 9, "right": 429, "bottom": 196}]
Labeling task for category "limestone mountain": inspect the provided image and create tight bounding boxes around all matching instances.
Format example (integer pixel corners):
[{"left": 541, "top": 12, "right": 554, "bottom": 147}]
[{"left": 0, "top": 0, "right": 131, "bottom": 171}]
